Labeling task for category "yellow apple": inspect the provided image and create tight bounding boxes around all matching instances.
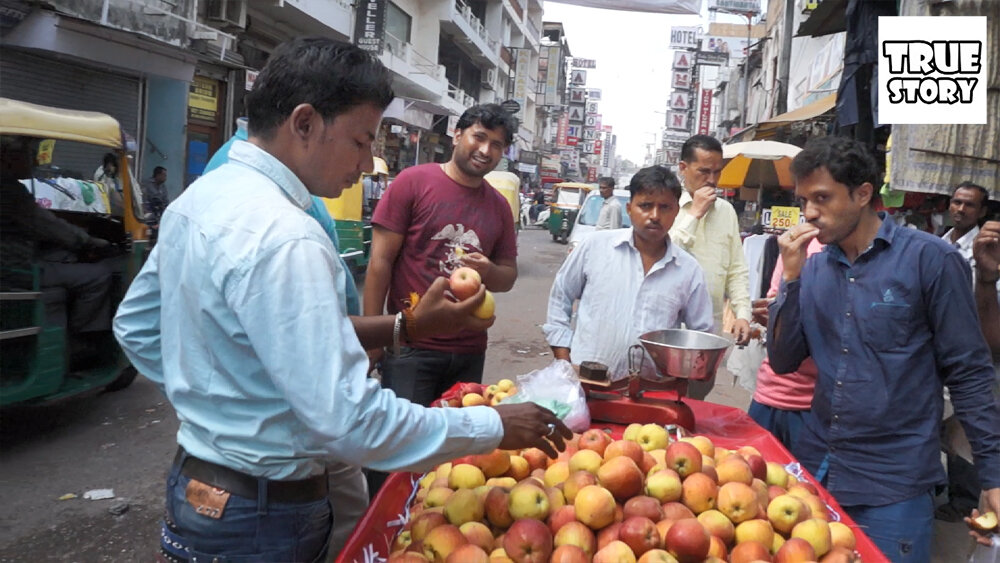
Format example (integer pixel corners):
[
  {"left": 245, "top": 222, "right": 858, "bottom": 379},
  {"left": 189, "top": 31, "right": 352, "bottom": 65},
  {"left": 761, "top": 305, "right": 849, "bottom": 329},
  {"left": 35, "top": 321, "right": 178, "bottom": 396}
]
[
  {"left": 497, "top": 378, "right": 515, "bottom": 392},
  {"left": 574, "top": 485, "right": 617, "bottom": 530},
  {"left": 637, "top": 423, "right": 670, "bottom": 452},
  {"left": 473, "top": 290, "right": 495, "bottom": 319},
  {"left": 828, "top": 521, "right": 856, "bottom": 549},
  {"left": 507, "top": 482, "right": 551, "bottom": 520},
  {"left": 623, "top": 423, "right": 644, "bottom": 442},
  {"left": 734, "top": 518, "right": 774, "bottom": 547},
  {"left": 645, "top": 468, "right": 683, "bottom": 503},
  {"left": 448, "top": 464, "right": 486, "bottom": 489},
  {"left": 791, "top": 517, "right": 832, "bottom": 558},
  {"left": 443, "top": 488, "right": 485, "bottom": 526},
  {"left": 569, "top": 449, "right": 603, "bottom": 475}
]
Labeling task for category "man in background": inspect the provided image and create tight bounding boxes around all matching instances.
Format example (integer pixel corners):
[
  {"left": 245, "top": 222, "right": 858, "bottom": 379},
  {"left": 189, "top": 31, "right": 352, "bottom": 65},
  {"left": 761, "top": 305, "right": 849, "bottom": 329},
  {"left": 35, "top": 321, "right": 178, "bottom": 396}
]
[
  {"left": 670, "top": 134, "right": 752, "bottom": 399},
  {"left": 594, "top": 176, "right": 622, "bottom": 230},
  {"left": 141, "top": 166, "right": 169, "bottom": 225}
]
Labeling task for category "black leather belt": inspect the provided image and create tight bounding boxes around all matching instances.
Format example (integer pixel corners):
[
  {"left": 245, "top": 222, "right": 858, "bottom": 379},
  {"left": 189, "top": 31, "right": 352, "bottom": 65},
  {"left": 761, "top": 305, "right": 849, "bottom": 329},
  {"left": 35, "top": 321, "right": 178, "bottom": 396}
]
[{"left": 174, "top": 448, "right": 328, "bottom": 504}]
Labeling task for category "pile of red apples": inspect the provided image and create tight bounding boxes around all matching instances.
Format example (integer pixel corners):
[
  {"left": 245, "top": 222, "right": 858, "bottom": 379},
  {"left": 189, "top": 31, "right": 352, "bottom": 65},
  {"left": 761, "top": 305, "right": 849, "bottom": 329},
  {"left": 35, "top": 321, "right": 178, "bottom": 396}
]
[{"left": 387, "top": 424, "right": 861, "bottom": 563}]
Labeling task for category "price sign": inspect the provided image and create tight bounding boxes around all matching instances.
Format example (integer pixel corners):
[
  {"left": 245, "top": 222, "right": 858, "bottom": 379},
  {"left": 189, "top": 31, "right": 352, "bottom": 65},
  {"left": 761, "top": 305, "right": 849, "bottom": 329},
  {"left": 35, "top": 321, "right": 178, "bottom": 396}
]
[
  {"left": 770, "top": 206, "right": 800, "bottom": 230},
  {"left": 37, "top": 139, "right": 55, "bottom": 165}
]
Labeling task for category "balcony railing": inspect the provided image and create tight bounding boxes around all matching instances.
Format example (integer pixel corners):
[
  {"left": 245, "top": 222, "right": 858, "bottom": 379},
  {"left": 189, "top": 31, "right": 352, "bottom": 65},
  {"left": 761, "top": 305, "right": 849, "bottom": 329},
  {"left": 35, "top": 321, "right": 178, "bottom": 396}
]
[
  {"left": 454, "top": 0, "right": 500, "bottom": 58},
  {"left": 385, "top": 31, "right": 446, "bottom": 82},
  {"left": 447, "top": 83, "right": 477, "bottom": 109}
]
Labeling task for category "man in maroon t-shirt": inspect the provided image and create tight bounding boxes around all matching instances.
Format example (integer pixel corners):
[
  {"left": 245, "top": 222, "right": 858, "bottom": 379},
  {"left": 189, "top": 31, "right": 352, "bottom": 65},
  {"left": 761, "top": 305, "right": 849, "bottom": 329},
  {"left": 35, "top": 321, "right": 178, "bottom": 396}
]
[{"left": 364, "top": 104, "right": 518, "bottom": 410}]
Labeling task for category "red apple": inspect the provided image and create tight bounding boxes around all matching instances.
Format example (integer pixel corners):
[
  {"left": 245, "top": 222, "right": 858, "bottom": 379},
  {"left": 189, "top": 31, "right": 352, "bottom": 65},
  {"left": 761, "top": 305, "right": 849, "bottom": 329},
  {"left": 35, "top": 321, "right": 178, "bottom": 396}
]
[
  {"left": 729, "top": 540, "right": 772, "bottom": 563},
  {"left": 664, "top": 442, "right": 703, "bottom": 478},
  {"left": 604, "top": 439, "right": 646, "bottom": 465},
  {"left": 679, "top": 472, "right": 717, "bottom": 514},
  {"left": 715, "top": 455, "right": 753, "bottom": 486},
  {"left": 411, "top": 511, "right": 448, "bottom": 542},
  {"left": 449, "top": 266, "right": 482, "bottom": 300},
  {"left": 563, "top": 470, "right": 599, "bottom": 504},
  {"left": 502, "top": 518, "right": 553, "bottom": 563},
  {"left": 661, "top": 502, "right": 695, "bottom": 521},
  {"left": 707, "top": 535, "right": 727, "bottom": 559},
  {"left": 598, "top": 455, "right": 645, "bottom": 501},
  {"left": 624, "top": 495, "right": 665, "bottom": 521},
  {"left": 550, "top": 544, "right": 589, "bottom": 563},
  {"left": 553, "top": 520, "right": 597, "bottom": 557},
  {"left": 696, "top": 509, "right": 734, "bottom": 545},
  {"left": 422, "top": 524, "right": 468, "bottom": 563},
  {"left": 547, "top": 504, "right": 578, "bottom": 535},
  {"left": 746, "top": 454, "right": 768, "bottom": 482},
  {"left": 774, "top": 537, "right": 816, "bottom": 563},
  {"left": 445, "top": 543, "right": 489, "bottom": 563},
  {"left": 593, "top": 540, "right": 639, "bottom": 563},
  {"left": 579, "top": 429, "right": 614, "bottom": 457},
  {"left": 620, "top": 516, "right": 662, "bottom": 556},
  {"left": 663, "top": 518, "right": 710, "bottom": 563},
  {"left": 388, "top": 551, "right": 431, "bottom": 563},
  {"left": 596, "top": 521, "right": 623, "bottom": 550},
  {"left": 484, "top": 486, "right": 514, "bottom": 529}
]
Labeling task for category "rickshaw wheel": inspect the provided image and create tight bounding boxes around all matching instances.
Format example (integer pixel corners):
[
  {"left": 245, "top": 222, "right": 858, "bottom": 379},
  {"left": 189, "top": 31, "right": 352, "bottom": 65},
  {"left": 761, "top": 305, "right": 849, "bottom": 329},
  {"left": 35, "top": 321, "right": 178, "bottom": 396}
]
[
  {"left": 559, "top": 230, "right": 569, "bottom": 244},
  {"left": 105, "top": 366, "right": 138, "bottom": 392},
  {"left": 552, "top": 233, "right": 559, "bottom": 241}
]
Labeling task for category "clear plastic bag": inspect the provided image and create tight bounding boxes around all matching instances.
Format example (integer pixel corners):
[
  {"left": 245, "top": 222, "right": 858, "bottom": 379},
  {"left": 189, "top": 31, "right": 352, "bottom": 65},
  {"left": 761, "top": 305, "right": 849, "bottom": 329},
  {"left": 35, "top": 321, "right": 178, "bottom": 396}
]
[{"left": 503, "top": 360, "right": 591, "bottom": 433}]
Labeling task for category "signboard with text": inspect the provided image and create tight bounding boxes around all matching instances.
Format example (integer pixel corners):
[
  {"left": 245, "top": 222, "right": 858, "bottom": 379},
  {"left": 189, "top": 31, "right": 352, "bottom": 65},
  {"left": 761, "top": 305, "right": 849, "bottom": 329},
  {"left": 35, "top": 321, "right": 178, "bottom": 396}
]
[
  {"left": 698, "top": 89, "right": 713, "bottom": 134},
  {"left": 670, "top": 26, "right": 700, "bottom": 50},
  {"left": 512, "top": 48, "right": 531, "bottom": 119},
  {"left": 672, "top": 51, "right": 693, "bottom": 70},
  {"left": 670, "top": 90, "right": 691, "bottom": 110},
  {"left": 569, "top": 88, "right": 587, "bottom": 104},
  {"left": 573, "top": 58, "right": 597, "bottom": 69},
  {"left": 765, "top": 206, "right": 803, "bottom": 229},
  {"left": 696, "top": 51, "right": 729, "bottom": 66},
  {"left": 586, "top": 101, "right": 599, "bottom": 114},
  {"left": 556, "top": 113, "right": 569, "bottom": 146},
  {"left": 545, "top": 46, "right": 562, "bottom": 106},
  {"left": 708, "top": 0, "right": 760, "bottom": 15},
  {"left": 570, "top": 69, "right": 588, "bottom": 85},
  {"left": 588, "top": 89, "right": 602, "bottom": 101},
  {"left": 568, "top": 105, "right": 585, "bottom": 122},
  {"left": 668, "top": 111, "right": 689, "bottom": 130},
  {"left": 353, "top": 0, "right": 386, "bottom": 54},
  {"left": 672, "top": 69, "right": 692, "bottom": 90}
]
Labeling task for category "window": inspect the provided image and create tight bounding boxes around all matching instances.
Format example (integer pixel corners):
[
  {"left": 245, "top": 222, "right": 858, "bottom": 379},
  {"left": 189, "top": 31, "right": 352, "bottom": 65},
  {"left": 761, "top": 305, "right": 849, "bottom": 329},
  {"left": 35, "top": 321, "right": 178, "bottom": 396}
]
[{"left": 386, "top": 2, "right": 411, "bottom": 43}]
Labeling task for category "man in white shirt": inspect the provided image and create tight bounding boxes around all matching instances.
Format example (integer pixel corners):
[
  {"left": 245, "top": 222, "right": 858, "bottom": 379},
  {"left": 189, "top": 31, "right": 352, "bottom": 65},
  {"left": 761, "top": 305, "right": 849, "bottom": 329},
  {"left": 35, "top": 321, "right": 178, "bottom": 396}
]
[
  {"left": 544, "top": 165, "right": 714, "bottom": 380},
  {"left": 595, "top": 177, "right": 623, "bottom": 230},
  {"left": 937, "top": 182, "right": 990, "bottom": 522},
  {"left": 941, "top": 181, "right": 988, "bottom": 272},
  {"left": 113, "top": 37, "right": 570, "bottom": 562}
]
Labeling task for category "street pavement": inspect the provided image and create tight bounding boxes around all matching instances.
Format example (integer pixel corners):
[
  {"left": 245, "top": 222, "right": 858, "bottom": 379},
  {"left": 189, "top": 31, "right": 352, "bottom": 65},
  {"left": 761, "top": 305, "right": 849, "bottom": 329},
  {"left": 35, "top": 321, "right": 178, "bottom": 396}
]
[{"left": 0, "top": 226, "right": 972, "bottom": 560}]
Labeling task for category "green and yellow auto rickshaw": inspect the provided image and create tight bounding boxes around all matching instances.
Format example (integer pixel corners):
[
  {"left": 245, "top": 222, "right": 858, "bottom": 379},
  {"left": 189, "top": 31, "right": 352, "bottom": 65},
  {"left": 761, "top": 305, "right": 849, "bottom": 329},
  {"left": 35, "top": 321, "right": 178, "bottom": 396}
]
[
  {"left": 547, "top": 181, "right": 596, "bottom": 244},
  {"left": 1, "top": 98, "right": 150, "bottom": 405},
  {"left": 321, "top": 157, "right": 388, "bottom": 271},
  {"left": 484, "top": 170, "right": 521, "bottom": 233}
]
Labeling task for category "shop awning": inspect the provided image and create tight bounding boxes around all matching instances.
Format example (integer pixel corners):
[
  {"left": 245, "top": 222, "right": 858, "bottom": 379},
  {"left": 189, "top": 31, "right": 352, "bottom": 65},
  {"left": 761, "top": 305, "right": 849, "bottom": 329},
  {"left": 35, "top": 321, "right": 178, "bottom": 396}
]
[
  {"left": 796, "top": 0, "right": 847, "bottom": 37},
  {"left": 756, "top": 93, "right": 837, "bottom": 133}
]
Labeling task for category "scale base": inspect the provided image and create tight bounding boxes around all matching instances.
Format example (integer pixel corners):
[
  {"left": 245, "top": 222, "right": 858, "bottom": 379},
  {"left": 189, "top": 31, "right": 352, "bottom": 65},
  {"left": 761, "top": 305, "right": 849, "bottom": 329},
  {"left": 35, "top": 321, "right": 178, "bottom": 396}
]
[{"left": 586, "top": 395, "right": 696, "bottom": 431}]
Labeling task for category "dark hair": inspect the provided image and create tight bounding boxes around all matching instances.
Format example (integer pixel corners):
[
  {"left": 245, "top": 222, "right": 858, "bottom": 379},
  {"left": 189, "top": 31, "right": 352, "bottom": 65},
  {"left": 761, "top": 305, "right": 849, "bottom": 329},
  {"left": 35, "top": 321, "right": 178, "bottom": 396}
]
[
  {"left": 153, "top": 166, "right": 166, "bottom": 176},
  {"left": 245, "top": 37, "right": 394, "bottom": 139},
  {"left": 455, "top": 104, "right": 516, "bottom": 146},
  {"left": 599, "top": 177, "right": 615, "bottom": 188},
  {"left": 791, "top": 136, "right": 881, "bottom": 202},
  {"left": 953, "top": 181, "right": 989, "bottom": 207},
  {"left": 628, "top": 165, "right": 683, "bottom": 201},
  {"left": 680, "top": 134, "right": 723, "bottom": 163},
  {"left": 102, "top": 153, "right": 117, "bottom": 168}
]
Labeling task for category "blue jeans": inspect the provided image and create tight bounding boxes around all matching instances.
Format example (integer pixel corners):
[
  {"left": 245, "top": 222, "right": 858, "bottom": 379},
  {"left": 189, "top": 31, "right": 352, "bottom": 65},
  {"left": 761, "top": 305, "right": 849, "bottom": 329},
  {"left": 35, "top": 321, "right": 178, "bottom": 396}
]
[
  {"left": 747, "top": 399, "right": 811, "bottom": 458},
  {"left": 380, "top": 346, "right": 485, "bottom": 407},
  {"left": 163, "top": 455, "right": 332, "bottom": 562},
  {"left": 842, "top": 490, "right": 934, "bottom": 563}
]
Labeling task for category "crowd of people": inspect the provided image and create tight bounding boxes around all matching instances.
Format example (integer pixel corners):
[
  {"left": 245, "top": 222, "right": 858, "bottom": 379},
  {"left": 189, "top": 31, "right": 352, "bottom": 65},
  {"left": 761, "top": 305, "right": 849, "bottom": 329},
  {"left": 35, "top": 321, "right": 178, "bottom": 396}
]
[{"left": 100, "top": 36, "right": 998, "bottom": 563}]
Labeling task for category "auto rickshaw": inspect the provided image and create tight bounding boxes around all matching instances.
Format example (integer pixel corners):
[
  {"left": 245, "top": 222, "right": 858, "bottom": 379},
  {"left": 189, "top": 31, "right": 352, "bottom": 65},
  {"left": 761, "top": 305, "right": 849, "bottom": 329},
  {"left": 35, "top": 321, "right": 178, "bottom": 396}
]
[
  {"left": 547, "top": 181, "right": 596, "bottom": 244},
  {"left": 321, "top": 157, "right": 388, "bottom": 272},
  {"left": 484, "top": 170, "right": 521, "bottom": 232},
  {"left": 1, "top": 98, "right": 150, "bottom": 405}
]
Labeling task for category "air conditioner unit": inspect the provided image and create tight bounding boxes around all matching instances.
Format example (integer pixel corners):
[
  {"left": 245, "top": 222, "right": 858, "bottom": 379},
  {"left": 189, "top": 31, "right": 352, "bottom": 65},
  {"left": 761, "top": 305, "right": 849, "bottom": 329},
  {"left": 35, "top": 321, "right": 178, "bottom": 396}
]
[
  {"left": 482, "top": 68, "right": 497, "bottom": 89},
  {"left": 207, "top": 0, "right": 247, "bottom": 29}
]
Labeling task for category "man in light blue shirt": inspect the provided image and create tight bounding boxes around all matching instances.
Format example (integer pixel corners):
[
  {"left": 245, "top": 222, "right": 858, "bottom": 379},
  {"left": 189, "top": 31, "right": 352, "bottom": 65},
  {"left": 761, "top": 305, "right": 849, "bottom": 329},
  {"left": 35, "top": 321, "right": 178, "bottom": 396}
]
[
  {"left": 113, "top": 38, "right": 570, "bottom": 562},
  {"left": 544, "top": 165, "right": 714, "bottom": 380}
]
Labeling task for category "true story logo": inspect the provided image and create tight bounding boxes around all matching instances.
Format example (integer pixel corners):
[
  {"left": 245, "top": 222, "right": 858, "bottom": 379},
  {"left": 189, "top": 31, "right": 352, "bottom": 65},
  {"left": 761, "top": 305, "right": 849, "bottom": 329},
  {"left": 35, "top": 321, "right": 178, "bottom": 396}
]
[{"left": 877, "top": 17, "right": 987, "bottom": 124}]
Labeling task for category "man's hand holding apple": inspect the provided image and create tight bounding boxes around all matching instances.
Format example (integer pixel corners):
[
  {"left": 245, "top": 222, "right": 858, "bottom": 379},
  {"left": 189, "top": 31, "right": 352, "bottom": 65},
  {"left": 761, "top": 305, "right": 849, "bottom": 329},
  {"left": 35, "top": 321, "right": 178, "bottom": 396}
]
[
  {"left": 409, "top": 277, "right": 494, "bottom": 340},
  {"left": 965, "top": 488, "right": 1000, "bottom": 545},
  {"left": 493, "top": 402, "right": 572, "bottom": 458},
  {"left": 778, "top": 224, "right": 820, "bottom": 282}
]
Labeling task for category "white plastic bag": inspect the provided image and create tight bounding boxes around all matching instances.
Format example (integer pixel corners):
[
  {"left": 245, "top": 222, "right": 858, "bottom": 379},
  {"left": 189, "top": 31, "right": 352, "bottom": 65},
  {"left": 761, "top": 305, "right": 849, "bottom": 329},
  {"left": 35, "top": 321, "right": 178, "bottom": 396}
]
[
  {"left": 505, "top": 360, "right": 591, "bottom": 433},
  {"left": 726, "top": 338, "right": 766, "bottom": 392}
]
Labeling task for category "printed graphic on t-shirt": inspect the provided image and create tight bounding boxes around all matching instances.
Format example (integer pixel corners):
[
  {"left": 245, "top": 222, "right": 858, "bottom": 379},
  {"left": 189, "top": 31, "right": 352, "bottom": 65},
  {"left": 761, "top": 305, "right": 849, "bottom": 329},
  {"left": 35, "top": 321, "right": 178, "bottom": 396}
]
[{"left": 431, "top": 223, "right": 483, "bottom": 274}]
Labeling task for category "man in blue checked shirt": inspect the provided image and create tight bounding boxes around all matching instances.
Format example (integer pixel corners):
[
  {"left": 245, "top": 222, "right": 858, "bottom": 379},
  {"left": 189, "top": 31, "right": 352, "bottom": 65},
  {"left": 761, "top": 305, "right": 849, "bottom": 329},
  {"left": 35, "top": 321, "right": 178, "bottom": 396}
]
[
  {"left": 114, "top": 37, "right": 571, "bottom": 562},
  {"left": 768, "top": 136, "right": 1000, "bottom": 561}
]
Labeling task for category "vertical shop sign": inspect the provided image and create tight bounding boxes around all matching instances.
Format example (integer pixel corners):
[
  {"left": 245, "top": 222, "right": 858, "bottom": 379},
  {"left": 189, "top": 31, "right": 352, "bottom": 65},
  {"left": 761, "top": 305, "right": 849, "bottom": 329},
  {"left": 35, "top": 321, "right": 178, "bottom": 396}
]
[
  {"left": 556, "top": 112, "right": 569, "bottom": 146},
  {"left": 698, "top": 89, "right": 713, "bottom": 134},
  {"left": 545, "top": 46, "right": 561, "bottom": 106},
  {"left": 354, "top": 0, "right": 386, "bottom": 54},
  {"left": 513, "top": 48, "right": 531, "bottom": 120}
]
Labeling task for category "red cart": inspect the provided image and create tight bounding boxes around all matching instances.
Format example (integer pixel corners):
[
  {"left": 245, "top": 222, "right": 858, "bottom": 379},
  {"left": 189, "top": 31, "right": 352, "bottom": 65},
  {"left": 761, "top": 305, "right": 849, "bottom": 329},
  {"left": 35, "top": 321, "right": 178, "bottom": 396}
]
[{"left": 337, "top": 389, "right": 888, "bottom": 562}]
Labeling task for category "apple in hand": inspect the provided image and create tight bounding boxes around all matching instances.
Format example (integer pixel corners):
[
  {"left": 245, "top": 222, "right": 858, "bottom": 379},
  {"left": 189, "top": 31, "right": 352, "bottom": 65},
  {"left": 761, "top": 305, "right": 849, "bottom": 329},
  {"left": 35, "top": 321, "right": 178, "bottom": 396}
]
[
  {"left": 474, "top": 290, "right": 496, "bottom": 319},
  {"left": 449, "top": 266, "right": 482, "bottom": 300}
]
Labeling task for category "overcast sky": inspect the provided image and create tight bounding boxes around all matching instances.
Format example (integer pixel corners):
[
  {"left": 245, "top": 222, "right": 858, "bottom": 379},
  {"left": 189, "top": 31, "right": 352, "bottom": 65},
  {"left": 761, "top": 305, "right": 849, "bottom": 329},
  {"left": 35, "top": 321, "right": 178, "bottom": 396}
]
[{"left": 541, "top": 1, "right": 752, "bottom": 164}]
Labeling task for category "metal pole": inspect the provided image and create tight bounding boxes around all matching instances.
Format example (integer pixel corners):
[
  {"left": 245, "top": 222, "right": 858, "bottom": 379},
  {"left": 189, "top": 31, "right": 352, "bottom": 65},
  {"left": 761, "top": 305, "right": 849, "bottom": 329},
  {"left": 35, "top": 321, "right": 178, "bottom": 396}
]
[{"left": 741, "top": 13, "right": 751, "bottom": 128}]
